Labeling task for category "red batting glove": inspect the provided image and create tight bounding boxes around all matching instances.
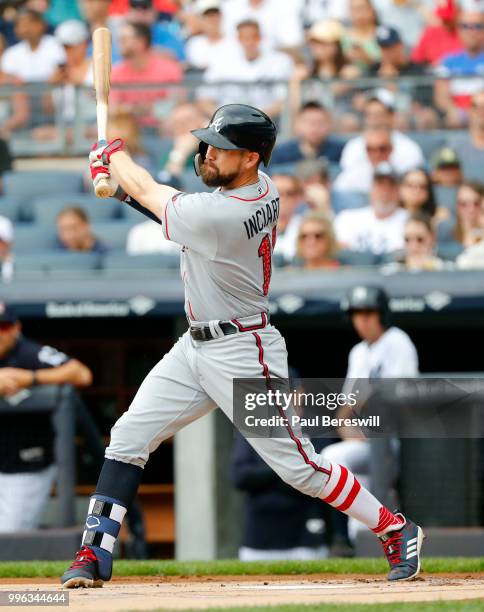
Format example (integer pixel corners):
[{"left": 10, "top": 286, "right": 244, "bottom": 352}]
[{"left": 89, "top": 138, "right": 124, "bottom": 191}]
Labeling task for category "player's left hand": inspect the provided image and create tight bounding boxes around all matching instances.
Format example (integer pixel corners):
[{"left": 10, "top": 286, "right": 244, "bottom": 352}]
[{"left": 89, "top": 138, "right": 124, "bottom": 195}]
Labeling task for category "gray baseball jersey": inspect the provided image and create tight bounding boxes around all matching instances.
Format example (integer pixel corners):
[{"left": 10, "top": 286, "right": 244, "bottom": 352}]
[{"left": 161, "top": 171, "right": 280, "bottom": 322}]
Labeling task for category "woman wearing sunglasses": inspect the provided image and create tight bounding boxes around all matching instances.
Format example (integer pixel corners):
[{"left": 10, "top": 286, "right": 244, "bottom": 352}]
[
  {"left": 295, "top": 211, "right": 340, "bottom": 270},
  {"left": 403, "top": 212, "right": 444, "bottom": 271}
]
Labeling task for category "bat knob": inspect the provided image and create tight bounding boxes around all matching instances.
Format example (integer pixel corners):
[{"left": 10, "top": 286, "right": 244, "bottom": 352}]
[{"left": 95, "top": 177, "right": 114, "bottom": 199}]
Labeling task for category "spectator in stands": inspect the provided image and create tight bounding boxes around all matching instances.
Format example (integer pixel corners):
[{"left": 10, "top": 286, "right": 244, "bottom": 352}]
[
  {"left": 185, "top": 0, "right": 226, "bottom": 71},
  {"left": 0, "top": 216, "right": 14, "bottom": 283},
  {"left": 431, "top": 147, "right": 463, "bottom": 187},
  {"left": 110, "top": 21, "right": 183, "bottom": 128},
  {"left": 273, "top": 174, "right": 307, "bottom": 262},
  {"left": 455, "top": 194, "right": 484, "bottom": 267},
  {"left": 56, "top": 206, "right": 108, "bottom": 254},
  {"left": 296, "top": 211, "right": 339, "bottom": 270},
  {"left": 412, "top": 0, "right": 463, "bottom": 66},
  {"left": 127, "top": 0, "right": 185, "bottom": 61},
  {"left": 399, "top": 168, "right": 437, "bottom": 219},
  {"left": 158, "top": 101, "right": 208, "bottom": 180},
  {"left": 448, "top": 90, "right": 484, "bottom": 181},
  {"left": 126, "top": 220, "right": 181, "bottom": 255},
  {"left": 435, "top": 8, "right": 484, "bottom": 127},
  {"left": 271, "top": 102, "right": 343, "bottom": 166},
  {"left": 369, "top": 25, "right": 437, "bottom": 128},
  {"left": 222, "top": 0, "right": 303, "bottom": 51},
  {"left": 1, "top": 9, "right": 65, "bottom": 82},
  {"left": 401, "top": 212, "right": 444, "bottom": 270},
  {"left": 290, "top": 20, "right": 360, "bottom": 123},
  {"left": 370, "top": 26, "right": 425, "bottom": 78},
  {"left": 0, "top": 134, "right": 12, "bottom": 191},
  {"left": 342, "top": 0, "right": 380, "bottom": 71},
  {"left": 301, "top": 0, "right": 350, "bottom": 25},
  {"left": 334, "top": 162, "right": 408, "bottom": 255},
  {"left": 33, "top": 19, "right": 94, "bottom": 141},
  {"left": 372, "top": 0, "right": 431, "bottom": 48},
  {"left": 334, "top": 94, "right": 424, "bottom": 193},
  {"left": 108, "top": 111, "right": 153, "bottom": 171},
  {"left": 79, "top": 0, "right": 122, "bottom": 63},
  {"left": 0, "top": 303, "right": 92, "bottom": 532},
  {"left": 295, "top": 159, "right": 332, "bottom": 217},
  {"left": 448, "top": 181, "right": 484, "bottom": 248},
  {"left": 0, "top": 33, "right": 30, "bottom": 135},
  {"left": 199, "top": 20, "right": 293, "bottom": 120}
]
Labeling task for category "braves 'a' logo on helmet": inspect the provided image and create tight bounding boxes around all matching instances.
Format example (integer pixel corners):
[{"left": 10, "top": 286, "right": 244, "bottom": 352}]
[{"left": 209, "top": 116, "right": 224, "bottom": 132}]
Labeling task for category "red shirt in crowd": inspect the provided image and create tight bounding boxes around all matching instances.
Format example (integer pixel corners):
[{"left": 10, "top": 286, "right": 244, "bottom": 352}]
[
  {"left": 111, "top": 52, "right": 183, "bottom": 125},
  {"left": 109, "top": 0, "right": 178, "bottom": 14},
  {"left": 411, "top": 25, "right": 463, "bottom": 66}
]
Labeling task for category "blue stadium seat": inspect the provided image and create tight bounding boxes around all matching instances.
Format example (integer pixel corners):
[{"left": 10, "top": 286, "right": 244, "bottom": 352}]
[
  {"left": 434, "top": 185, "right": 458, "bottom": 212},
  {"left": 337, "top": 249, "right": 380, "bottom": 266},
  {"left": 0, "top": 197, "right": 22, "bottom": 222},
  {"left": 32, "top": 194, "right": 122, "bottom": 224},
  {"left": 13, "top": 224, "right": 57, "bottom": 252},
  {"left": 103, "top": 251, "right": 180, "bottom": 271},
  {"left": 3, "top": 171, "right": 83, "bottom": 208},
  {"left": 437, "top": 241, "right": 464, "bottom": 262},
  {"left": 15, "top": 251, "right": 101, "bottom": 272},
  {"left": 331, "top": 190, "right": 368, "bottom": 214},
  {"left": 91, "top": 220, "right": 137, "bottom": 250},
  {"left": 407, "top": 132, "right": 446, "bottom": 159},
  {"left": 437, "top": 218, "right": 456, "bottom": 243}
]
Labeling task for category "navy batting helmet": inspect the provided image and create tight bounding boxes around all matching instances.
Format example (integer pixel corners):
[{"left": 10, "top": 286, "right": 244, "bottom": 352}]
[
  {"left": 191, "top": 104, "right": 277, "bottom": 175},
  {"left": 341, "top": 285, "right": 391, "bottom": 327}
]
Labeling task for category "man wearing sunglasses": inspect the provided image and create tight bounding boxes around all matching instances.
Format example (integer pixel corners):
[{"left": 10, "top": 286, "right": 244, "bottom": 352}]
[
  {"left": 435, "top": 8, "right": 484, "bottom": 127},
  {"left": 0, "top": 304, "right": 92, "bottom": 532}
]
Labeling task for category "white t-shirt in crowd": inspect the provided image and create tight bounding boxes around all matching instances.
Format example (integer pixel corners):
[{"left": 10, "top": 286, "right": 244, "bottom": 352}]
[
  {"left": 126, "top": 221, "right": 181, "bottom": 255},
  {"left": 186, "top": 36, "right": 231, "bottom": 71},
  {"left": 297, "top": 0, "right": 350, "bottom": 25},
  {"left": 273, "top": 213, "right": 303, "bottom": 262},
  {"left": 346, "top": 327, "right": 419, "bottom": 379},
  {"left": 222, "top": 0, "right": 303, "bottom": 49},
  {"left": 334, "top": 132, "right": 424, "bottom": 193},
  {"left": 334, "top": 206, "right": 407, "bottom": 255},
  {"left": 201, "top": 44, "right": 293, "bottom": 110},
  {"left": 1, "top": 35, "right": 65, "bottom": 82}
]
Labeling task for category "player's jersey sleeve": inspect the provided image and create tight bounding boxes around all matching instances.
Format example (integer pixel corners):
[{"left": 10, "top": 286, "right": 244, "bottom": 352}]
[
  {"left": 383, "top": 334, "right": 419, "bottom": 377},
  {"left": 162, "top": 191, "right": 218, "bottom": 258},
  {"left": 19, "top": 338, "right": 70, "bottom": 370}
]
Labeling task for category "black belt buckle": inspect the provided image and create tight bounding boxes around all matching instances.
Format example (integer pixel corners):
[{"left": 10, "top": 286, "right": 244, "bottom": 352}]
[{"left": 190, "top": 326, "right": 210, "bottom": 341}]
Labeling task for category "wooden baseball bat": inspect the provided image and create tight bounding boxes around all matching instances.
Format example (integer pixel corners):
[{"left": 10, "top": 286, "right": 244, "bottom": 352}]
[{"left": 92, "top": 27, "right": 113, "bottom": 198}]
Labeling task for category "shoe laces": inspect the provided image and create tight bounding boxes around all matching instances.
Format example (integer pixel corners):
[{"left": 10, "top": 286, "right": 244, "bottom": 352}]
[
  {"left": 381, "top": 530, "right": 403, "bottom": 565},
  {"left": 70, "top": 546, "right": 97, "bottom": 569}
]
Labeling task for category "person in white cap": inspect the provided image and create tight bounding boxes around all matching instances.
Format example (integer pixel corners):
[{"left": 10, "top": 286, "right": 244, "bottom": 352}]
[
  {"left": 34, "top": 20, "right": 94, "bottom": 140},
  {"left": 0, "top": 216, "right": 14, "bottom": 283}
]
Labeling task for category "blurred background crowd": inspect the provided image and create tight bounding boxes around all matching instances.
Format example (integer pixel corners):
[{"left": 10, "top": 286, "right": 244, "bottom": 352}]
[{"left": 0, "top": 0, "right": 482, "bottom": 277}]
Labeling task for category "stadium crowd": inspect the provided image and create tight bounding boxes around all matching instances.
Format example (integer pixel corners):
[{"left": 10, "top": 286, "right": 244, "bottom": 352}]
[{"left": 0, "top": 0, "right": 482, "bottom": 276}]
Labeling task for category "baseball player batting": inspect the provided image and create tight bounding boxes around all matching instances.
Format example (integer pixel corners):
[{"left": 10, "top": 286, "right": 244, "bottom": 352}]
[{"left": 61, "top": 104, "right": 424, "bottom": 588}]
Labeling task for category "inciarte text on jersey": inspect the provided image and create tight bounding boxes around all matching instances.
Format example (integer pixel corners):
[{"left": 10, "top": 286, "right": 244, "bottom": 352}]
[{"left": 243, "top": 198, "right": 280, "bottom": 240}]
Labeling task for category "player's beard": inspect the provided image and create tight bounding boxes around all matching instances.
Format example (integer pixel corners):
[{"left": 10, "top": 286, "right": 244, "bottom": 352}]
[{"left": 200, "top": 162, "right": 239, "bottom": 187}]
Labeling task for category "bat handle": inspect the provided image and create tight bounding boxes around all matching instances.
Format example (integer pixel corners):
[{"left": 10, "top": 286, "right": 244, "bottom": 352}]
[{"left": 94, "top": 138, "right": 114, "bottom": 199}]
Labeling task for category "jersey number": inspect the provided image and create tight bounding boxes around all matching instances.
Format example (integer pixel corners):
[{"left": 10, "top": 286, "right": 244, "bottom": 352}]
[{"left": 258, "top": 228, "right": 276, "bottom": 296}]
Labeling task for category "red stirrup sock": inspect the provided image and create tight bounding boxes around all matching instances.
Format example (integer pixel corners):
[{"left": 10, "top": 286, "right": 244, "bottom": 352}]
[{"left": 320, "top": 463, "right": 405, "bottom": 536}]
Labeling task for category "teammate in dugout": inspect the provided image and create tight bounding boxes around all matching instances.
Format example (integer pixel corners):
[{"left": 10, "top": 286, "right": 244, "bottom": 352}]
[{"left": 61, "top": 104, "right": 424, "bottom": 588}]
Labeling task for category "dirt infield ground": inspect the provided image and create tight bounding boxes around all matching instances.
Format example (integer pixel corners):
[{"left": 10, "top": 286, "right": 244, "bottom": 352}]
[{"left": 0, "top": 573, "right": 483, "bottom": 611}]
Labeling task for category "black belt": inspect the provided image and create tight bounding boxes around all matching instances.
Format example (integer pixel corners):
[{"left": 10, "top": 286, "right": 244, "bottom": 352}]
[
  {"left": 190, "top": 314, "right": 270, "bottom": 342},
  {"left": 190, "top": 321, "right": 237, "bottom": 342}
]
